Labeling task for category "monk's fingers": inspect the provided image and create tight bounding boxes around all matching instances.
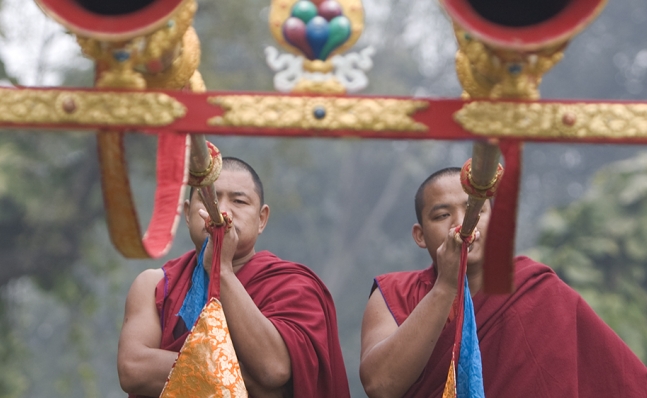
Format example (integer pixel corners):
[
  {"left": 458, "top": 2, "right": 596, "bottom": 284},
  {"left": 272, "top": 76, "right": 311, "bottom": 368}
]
[
  {"left": 198, "top": 209, "right": 209, "bottom": 221},
  {"left": 468, "top": 229, "right": 481, "bottom": 252},
  {"left": 449, "top": 227, "right": 463, "bottom": 246},
  {"left": 222, "top": 212, "right": 234, "bottom": 233}
]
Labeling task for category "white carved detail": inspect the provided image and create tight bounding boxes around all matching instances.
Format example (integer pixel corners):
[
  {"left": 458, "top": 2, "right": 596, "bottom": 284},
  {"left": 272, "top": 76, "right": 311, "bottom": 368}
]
[
  {"left": 265, "top": 47, "right": 303, "bottom": 93},
  {"left": 333, "top": 46, "right": 375, "bottom": 93},
  {"left": 265, "top": 46, "right": 375, "bottom": 93}
]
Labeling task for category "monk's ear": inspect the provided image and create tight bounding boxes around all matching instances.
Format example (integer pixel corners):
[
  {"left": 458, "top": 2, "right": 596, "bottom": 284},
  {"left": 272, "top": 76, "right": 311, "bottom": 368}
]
[
  {"left": 412, "top": 223, "right": 427, "bottom": 249},
  {"left": 258, "top": 204, "right": 270, "bottom": 234},
  {"left": 183, "top": 199, "right": 191, "bottom": 227}
]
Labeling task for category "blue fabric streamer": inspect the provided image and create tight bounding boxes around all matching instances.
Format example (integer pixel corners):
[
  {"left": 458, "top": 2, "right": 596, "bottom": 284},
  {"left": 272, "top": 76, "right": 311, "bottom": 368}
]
[
  {"left": 177, "top": 238, "right": 210, "bottom": 329},
  {"left": 456, "top": 277, "right": 485, "bottom": 398}
]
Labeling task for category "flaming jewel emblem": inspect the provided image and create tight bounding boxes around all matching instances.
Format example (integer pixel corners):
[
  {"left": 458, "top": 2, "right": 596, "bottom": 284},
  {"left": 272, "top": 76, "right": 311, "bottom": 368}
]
[{"left": 267, "top": 0, "right": 373, "bottom": 94}]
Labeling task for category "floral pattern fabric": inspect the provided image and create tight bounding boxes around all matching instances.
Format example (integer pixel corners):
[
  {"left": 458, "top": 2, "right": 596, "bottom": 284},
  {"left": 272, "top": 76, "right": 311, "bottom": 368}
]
[{"left": 161, "top": 297, "right": 247, "bottom": 397}]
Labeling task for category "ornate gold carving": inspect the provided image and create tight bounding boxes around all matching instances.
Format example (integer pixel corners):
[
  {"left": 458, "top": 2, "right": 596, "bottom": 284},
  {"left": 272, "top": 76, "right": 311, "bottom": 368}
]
[
  {"left": 455, "top": 101, "right": 647, "bottom": 139},
  {"left": 0, "top": 89, "right": 186, "bottom": 126},
  {"left": 303, "top": 59, "right": 334, "bottom": 74},
  {"left": 269, "top": 0, "right": 364, "bottom": 58},
  {"left": 189, "top": 70, "right": 207, "bottom": 93},
  {"left": 454, "top": 25, "right": 565, "bottom": 100},
  {"left": 142, "top": 0, "right": 196, "bottom": 61},
  {"left": 77, "top": 0, "right": 198, "bottom": 90},
  {"left": 208, "top": 95, "right": 428, "bottom": 132},
  {"left": 144, "top": 26, "right": 201, "bottom": 90},
  {"left": 291, "top": 79, "right": 347, "bottom": 95}
]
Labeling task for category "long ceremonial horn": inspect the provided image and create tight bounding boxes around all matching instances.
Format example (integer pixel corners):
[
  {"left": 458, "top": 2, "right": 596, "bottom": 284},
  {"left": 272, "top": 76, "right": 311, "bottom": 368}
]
[
  {"left": 440, "top": 0, "right": 607, "bottom": 292},
  {"left": 35, "top": 0, "right": 224, "bottom": 258}
]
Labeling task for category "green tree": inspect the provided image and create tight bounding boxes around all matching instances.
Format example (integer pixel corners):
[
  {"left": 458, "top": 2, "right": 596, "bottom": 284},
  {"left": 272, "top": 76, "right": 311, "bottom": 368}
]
[{"left": 528, "top": 154, "right": 647, "bottom": 362}]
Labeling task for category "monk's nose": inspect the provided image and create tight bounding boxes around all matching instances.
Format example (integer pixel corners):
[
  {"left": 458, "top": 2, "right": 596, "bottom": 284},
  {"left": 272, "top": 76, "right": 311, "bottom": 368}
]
[
  {"left": 452, "top": 214, "right": 464, "bottom": 229},
  {"left": 218, "top": 200, "right": 231, "bottom": 215}
]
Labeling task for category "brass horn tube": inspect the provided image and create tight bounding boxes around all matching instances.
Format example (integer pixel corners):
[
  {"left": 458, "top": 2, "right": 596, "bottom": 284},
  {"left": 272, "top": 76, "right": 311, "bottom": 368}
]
[
  {"left": 460, "top": 141, "right": 501, "bottom": 239},
  {"left": 189, "top": 134, "right": 224, "bottom": 225}
]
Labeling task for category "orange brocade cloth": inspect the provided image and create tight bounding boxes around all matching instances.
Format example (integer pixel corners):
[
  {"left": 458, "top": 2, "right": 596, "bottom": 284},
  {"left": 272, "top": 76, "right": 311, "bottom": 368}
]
[
  {"left": 373, "top": 256, "right": 647, "bottom": 398},
  {"left": 128, "top": 250, "right": 350, "bottom": 398}
]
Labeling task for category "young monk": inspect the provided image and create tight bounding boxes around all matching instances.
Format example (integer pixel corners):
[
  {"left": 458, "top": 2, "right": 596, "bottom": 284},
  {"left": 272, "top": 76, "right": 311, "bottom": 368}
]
[
  {"left": 360, "top": 167, "right": 647, "bottom": 398},
  {"left": 118, "top": 157, "right": 350, "bottom": 397}
]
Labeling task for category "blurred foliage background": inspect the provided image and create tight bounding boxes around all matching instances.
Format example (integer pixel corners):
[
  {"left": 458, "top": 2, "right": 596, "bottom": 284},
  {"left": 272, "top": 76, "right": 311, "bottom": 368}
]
[{"left": 0, "top": 0, "right": 645, "bottom": 396}]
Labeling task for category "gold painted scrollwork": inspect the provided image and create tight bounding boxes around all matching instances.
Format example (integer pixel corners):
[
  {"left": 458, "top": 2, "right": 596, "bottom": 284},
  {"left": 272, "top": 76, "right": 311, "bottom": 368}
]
[
  {"left": 0, "top": 89, "right": 186, "bottom": 127},
  {"left": 208, "top": 95, "right": 428, "bottom": 132},
  {"left": 455, "top": 101, "right": 647, "bottom": 139},
  {"left": 77, "top": 0, "right": 198, "bottom": 90},
  {"left": 454, "top": 25, "right": 565, "bottom": 101}
]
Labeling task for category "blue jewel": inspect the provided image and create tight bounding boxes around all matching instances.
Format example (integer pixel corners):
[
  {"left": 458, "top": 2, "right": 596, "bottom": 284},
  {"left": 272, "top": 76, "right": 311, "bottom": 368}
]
[
  {"left": 508, "top": 64, "right": 522, "bottom": 75},
  {"left": 313, "top": 106, "right": 326, "bottom": 120},
  {"left": 113, "top": 51, "right": 130, "bottom": 62}
]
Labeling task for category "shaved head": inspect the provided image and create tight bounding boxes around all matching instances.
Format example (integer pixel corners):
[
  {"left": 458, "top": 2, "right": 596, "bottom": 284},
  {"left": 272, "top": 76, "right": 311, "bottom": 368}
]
[
  {"left": 414, "top": 167, "right": 461, "bottom": 224},
  {"left": 190, "top": 156, "right": 264, "bottom": 206}
]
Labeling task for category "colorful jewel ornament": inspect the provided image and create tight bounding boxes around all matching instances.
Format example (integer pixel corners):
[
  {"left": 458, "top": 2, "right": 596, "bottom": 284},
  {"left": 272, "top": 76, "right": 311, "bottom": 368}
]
[
  {"left": 282, "top": 0, "right": 351, "bottom": 61},
  {"left": 266, "top": 0, "right": 373, "bottom": 94}
]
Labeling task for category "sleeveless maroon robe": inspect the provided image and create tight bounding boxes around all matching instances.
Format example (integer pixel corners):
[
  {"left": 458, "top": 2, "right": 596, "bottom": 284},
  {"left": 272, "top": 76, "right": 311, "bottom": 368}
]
[
  {"left": 374, "top": 256, "right": 647, "bottom": 397},
  {"left": 133, "top": 250, "right": 350, "bottom": 398}
]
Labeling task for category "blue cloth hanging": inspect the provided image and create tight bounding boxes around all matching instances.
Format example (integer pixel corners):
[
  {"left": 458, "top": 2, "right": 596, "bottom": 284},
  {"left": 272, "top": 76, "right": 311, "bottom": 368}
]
[
  {"left": 177, "top": 238, "right": 210, "bottom": 329},
  {"left": 456, "top": 277, "right": 485, "bottom": 398}
]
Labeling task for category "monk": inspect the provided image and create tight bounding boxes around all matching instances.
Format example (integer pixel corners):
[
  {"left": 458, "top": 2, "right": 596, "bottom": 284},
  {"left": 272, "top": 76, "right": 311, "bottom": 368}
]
[
  {"left": 360, "top": 167, "right": 647, "bottom": 398},
  {"left": 117, "top": 157, "right": 350, "bottom": 398}
]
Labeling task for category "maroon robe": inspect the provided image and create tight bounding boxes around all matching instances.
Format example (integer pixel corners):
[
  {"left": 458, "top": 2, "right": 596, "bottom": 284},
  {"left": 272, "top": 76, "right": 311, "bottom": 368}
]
[
  {"left": 145, "top": 250, "right": 350, "bottom": 398},
  {"left": 374, "top": 256, "right": 647, "bottom": 397}
]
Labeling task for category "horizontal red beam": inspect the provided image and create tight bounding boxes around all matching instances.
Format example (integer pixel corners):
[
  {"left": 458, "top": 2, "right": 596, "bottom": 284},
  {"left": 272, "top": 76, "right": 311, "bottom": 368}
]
[{"left": 1, "top": 86, "right": 647, "bottom": 144}]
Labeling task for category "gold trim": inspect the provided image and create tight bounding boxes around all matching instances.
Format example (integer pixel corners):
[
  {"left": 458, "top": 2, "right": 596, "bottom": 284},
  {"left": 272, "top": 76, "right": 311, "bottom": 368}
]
[
  {"left": 291, "top": 78, "right": 346, "bottom": 95},
  {"left": 144, "top": 26, "right": 201, "bottom": 90},
  {"left": 454, "top": 24, "right": 565, "bottom": 101},
  {"left": 208, "top": 95, "right": 428, "bottom": 132},
  {"left": 0, "top": 89, "right": 186, "bottom": 126},
  {"left": 455, "top": 101, "right": 647, "bottom": 139}
]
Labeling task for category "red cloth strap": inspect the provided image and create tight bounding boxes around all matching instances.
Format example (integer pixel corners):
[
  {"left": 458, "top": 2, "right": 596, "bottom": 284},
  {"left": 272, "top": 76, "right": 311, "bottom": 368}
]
[
  {"left": 483, "top": 140, "right": 523, "bottom": 294},
  {"left": 206, "top": 213, "right": 232, "bottom": 300},
  {"left": 98, "top": 130, "right": 190, "bottom": 258},
  {"left": 454, "top": 225, "right": 476, "bottom": 245},
  {"left": 451, "top": 239, "right": 470, "bottom": 370}
]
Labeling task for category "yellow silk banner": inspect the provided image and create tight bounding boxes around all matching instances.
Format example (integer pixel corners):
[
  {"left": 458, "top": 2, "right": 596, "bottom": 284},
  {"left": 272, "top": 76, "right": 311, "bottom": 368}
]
[
  {"left": 160, "top": 297, "right": 248, "bottom": 397},
  {"left": 442, "top": 359, "right": 457, "bottom": 398}
]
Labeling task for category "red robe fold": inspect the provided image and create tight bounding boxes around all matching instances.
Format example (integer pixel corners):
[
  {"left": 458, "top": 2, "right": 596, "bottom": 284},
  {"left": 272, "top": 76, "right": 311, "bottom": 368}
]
[
  {"left": 144, "top": 250, "right": 349, "bottom": 398},
  {"left": 374, "top": 256, "right": 647, "bottom": 397}
]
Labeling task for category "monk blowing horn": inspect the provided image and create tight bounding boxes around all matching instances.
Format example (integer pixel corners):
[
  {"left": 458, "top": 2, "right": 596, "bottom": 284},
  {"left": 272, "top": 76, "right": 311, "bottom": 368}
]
[
  {"left": 438, "top": 2, "right": 609, "bottom": 395},
  {"left": 36, "top": 0, "right": 224, "bottom": 259},
  {"left": 440, "top": 0, "right": 607, "bottom": 292}
]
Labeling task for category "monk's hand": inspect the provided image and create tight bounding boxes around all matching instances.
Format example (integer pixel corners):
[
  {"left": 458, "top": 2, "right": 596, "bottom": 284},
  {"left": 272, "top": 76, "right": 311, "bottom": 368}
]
[
  {"left": 434, "top": 227, "right": 464, "bottom": 293},
  {"left": 219, "top": 212, "right": 238, "bottom": 275},
  {"left": 198, "top": 209, "right": 215, "bottom": 275},
  {"left": 466, "top": 228, "right": 482, "bottom": 264}
]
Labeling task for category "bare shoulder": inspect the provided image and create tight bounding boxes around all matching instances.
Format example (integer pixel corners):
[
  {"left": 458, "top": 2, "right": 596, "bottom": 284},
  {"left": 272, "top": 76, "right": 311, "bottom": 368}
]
[
  {"left": 125, "top": 269, "right": 164, "bottom": 309},
  {"left": 361, "top": 289, "right": 398, "bottom": 357},
  {"left": 364, "top": 288, "right": 390, "bottom": 315},
  {"left": 131, "top": 268, "right": 164, "bottom": 291}
]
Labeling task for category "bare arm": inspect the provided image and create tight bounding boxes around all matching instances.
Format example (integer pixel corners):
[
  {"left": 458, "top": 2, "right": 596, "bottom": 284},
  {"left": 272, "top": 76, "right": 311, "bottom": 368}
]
[
  {"left": 117, "top": 269, "right": 178, "bottom": 396},
  {"left": 220, "top": 267, "right": 292, "bottom": 395},
  {"left": 359, "top": 230, "right": 462, "bottom": 398}
]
